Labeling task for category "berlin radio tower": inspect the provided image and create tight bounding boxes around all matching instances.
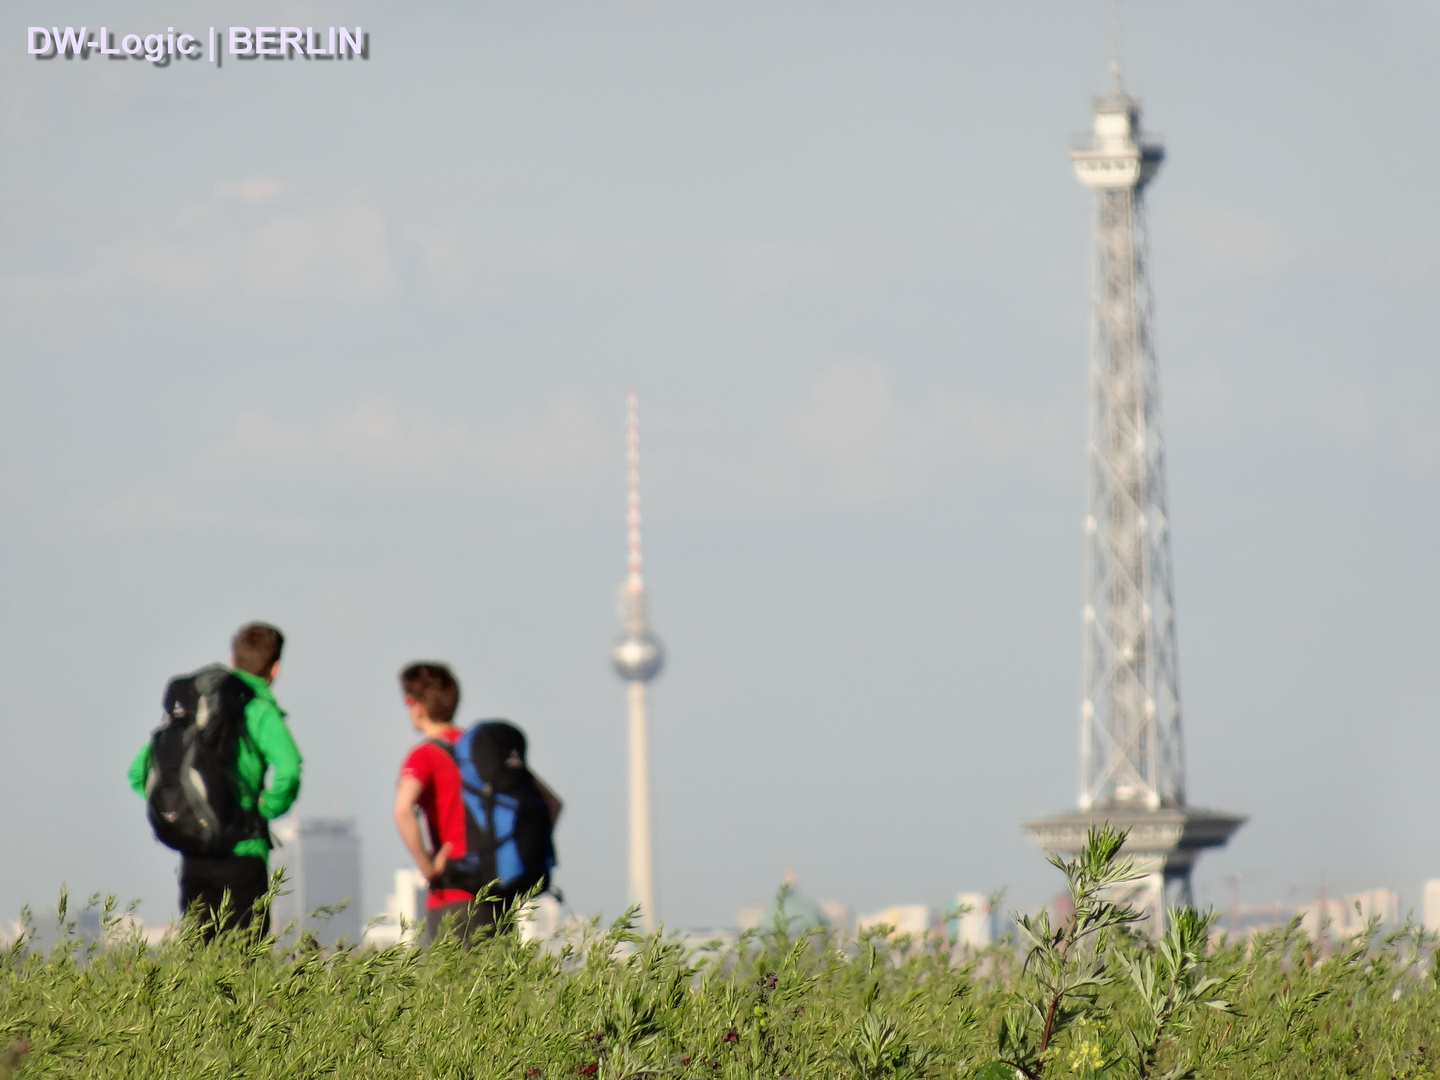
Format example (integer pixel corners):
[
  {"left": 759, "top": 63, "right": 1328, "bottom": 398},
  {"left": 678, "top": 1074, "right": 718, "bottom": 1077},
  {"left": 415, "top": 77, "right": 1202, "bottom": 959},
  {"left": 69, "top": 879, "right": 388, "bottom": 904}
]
[
  {"left": 1025, "top": 8, "right": 1244, "bottom": 930},
  {"left": 611, "top": 388, "right": 664, "bottom": 933}
]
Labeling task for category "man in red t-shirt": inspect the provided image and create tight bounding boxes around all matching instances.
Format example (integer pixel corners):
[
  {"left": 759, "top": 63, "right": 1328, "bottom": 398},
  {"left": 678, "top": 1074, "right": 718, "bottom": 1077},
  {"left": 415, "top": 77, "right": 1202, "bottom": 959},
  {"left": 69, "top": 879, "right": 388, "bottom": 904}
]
[{"left": 392, "top": 662, "right": 494, "bottom": 944}]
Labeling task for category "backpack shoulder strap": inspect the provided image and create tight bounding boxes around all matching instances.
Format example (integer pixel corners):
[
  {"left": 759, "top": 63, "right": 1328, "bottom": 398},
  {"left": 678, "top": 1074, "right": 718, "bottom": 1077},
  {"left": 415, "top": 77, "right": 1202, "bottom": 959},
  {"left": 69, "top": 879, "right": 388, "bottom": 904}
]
[
  {"left": 444, "top": 730, "right": 504, "bottom": 852},
  {"left": 450, "top": 728, "right": 492, "bottom": 794},
  {"left": 426, "top": 735, "right": 494, "bottom": 800},
  {"left": 222, "top": 674, "right": 269, "bottom": 846}
]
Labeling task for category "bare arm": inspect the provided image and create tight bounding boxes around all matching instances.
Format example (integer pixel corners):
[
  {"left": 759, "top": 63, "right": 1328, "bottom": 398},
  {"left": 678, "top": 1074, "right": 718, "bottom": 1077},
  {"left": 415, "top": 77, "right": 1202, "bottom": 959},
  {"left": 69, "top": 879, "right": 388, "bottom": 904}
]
[
  {"left": 393, "top": 775, "right": 451, "bottom": 881},
  {"left": 533, "top": 773, "right": 563, "bottom": 826}
]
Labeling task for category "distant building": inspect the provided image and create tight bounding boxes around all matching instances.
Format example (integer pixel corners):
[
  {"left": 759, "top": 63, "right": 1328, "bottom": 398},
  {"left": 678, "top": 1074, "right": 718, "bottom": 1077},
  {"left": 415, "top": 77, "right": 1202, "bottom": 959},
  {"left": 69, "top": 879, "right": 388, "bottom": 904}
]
[
  {"left": 363, "top": 877, "right": 577, "bottom": 951},
  {"left": 89, "top": 912, "right": 168, "bottom": 948},
  {"left": 950, "top": 892, "right": 995, "bottom": 949},
  {"left": 519, "top": 894, "right": 565, "bottom": 944},
  {"left": 1424, "top": 880, "right": 1440, "bottom": 935},
  {"left": 362, "top": 868, "right": 428, "bottom": 949},
  {"left": 1225, "top": 902, "right": 1294, "bottom": 938},
  {"left": 678, "top": 928, "right": 740, "bottom": 958},
  {"left": 856, "top": 905, "right": 933, "bottom": 940},
  {"left": 1299, "top": 888, "right": 1399, "bottom": 941},
  {"left": 270, "top": 817, "right": 363, "bottom": 943},
  {"left": 76, "top": 908, "right": 103, "bottom": 942},
  {"left": 516, "top": 894, "right": 597, "bottom": 953},
  {"left": 818, "top": 901, "right": 852, "bottom": 940}
]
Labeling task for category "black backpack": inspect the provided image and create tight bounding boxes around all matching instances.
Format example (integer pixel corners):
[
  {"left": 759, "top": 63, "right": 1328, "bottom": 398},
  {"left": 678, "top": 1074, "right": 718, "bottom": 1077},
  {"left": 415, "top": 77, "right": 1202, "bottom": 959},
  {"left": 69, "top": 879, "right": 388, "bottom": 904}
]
[
  {"left": 144, "top": 665, "right": 262, "bottom": 856},
  {"left": 434, "top": 720, "right": 557, "bottom": 902}
]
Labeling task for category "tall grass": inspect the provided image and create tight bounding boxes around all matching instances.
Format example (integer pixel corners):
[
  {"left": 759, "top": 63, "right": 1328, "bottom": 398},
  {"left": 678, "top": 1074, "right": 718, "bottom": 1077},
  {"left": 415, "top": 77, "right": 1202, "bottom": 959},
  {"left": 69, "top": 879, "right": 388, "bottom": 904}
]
[{"left": 2, "top": 835, "right": 1437, "bottom": 1080}]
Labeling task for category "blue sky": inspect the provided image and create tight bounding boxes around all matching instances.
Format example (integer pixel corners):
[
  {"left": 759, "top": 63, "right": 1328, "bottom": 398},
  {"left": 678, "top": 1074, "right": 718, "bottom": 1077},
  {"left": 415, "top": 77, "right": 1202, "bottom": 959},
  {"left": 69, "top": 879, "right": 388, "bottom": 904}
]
[{"left": 1, "top": 0, "right": 1437, "bottom": 930}]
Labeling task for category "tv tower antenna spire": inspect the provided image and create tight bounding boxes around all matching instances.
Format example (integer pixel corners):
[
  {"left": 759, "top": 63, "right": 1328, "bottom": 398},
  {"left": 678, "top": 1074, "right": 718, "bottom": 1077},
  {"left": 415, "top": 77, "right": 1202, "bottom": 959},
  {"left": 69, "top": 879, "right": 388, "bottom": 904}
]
[
  {"left": 1025, "top": 13, "right": 1244, "bottom": 931},
  {"left": 611, "top": 388, "right": 664, "bottom": 933}
]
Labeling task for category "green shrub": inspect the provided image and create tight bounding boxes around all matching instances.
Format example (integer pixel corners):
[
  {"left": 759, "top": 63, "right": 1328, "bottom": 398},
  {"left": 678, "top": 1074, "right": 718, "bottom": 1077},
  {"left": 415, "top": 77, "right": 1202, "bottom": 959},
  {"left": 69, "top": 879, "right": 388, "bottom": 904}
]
[{"left": 2, "top": 841, "right": 1437, "bottom": 1080}]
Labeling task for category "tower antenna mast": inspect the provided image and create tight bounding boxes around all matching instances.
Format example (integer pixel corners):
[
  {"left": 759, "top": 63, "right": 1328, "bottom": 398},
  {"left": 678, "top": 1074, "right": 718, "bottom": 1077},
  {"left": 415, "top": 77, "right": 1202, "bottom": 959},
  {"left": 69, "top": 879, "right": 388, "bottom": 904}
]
[
  {"left": 1108, "top": 0, "right": 1122, "bottom": 89},
  {"left": 627, "top": 392, "right": 644, "bottom": 589},
  {"left": 611, "top": 388, "right": 665, "bottom": 934}
]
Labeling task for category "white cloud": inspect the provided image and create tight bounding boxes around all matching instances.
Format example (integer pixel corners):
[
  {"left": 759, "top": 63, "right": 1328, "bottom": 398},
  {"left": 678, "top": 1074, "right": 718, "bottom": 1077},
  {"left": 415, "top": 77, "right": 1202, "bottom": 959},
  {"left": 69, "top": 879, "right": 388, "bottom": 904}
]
[
  {"left": 215, "top": 176, "right": 286, "bottom": 203},
  {"left": 1312, "top": 387, "right": 1372, "bottom": 444},
  {"left": 1405, "top": 426, "right": 1440, "bottom": 469},
  {"left": 246, "top": 205, "right": 395, "bottom": 298},
  {"left": 402, "top": 225, "right": 473, "bottom": 302},
  {"left": 92, "top": 484, "right": 320, "bottom": 537},
  {"left": 105, "top": 245, "right": 222, "bottom": 288},
  {"left": 726, "top": 241, "right": 839, "bottom": 298},
  {"left": 92, "top": 395, "right": 608, "bottom": 536},
  {"left": 94, "top": 485, "right": 218, "bottom": 534},
  {"left": 231, "top": 395, "right": 607, "bottom": 487},
  {"left": 0, "top": 182, "right": 396, "bottom": 301},
  {"left": 490, "top": 396, "right": 611, "bottom": 481},
  {"left": 786, "top": 362, "right": 896, "bottom": 498},
  {"left": 1176, "top": 207, "right": 1292, "bottom": 275},
  {"left": 781, "top": 361, "right": 1066, "bottom": 501}
]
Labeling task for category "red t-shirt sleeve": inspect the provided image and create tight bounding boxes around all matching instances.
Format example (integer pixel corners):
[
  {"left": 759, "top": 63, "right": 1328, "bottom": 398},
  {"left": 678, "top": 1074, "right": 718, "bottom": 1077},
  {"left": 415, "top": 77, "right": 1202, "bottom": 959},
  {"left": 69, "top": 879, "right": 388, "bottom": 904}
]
[{"left": 400, "top": 744, "right": 438, "bottom": 787}]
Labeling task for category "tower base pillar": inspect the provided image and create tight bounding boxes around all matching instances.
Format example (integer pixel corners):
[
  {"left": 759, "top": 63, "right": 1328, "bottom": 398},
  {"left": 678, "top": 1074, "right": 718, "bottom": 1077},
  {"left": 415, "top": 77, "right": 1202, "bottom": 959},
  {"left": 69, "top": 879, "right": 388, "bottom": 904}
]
[{"left": 1023, "top": 805, "right": 1244, "bottom": 932}]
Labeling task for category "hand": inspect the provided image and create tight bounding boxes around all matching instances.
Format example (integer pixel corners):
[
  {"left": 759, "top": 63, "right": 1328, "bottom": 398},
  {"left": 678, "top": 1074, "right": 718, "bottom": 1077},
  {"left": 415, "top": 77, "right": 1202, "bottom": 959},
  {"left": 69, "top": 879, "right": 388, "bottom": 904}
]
[{"left": 425, "top": 842, "right": 453, "bottom": 882}]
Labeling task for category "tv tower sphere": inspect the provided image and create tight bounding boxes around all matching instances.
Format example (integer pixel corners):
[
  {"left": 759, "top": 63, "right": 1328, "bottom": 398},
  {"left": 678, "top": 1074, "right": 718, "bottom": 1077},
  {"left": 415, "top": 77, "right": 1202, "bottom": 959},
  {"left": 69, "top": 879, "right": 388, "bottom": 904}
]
[{"left": 612, "top": 601, "right": 664, "bottom": 683}]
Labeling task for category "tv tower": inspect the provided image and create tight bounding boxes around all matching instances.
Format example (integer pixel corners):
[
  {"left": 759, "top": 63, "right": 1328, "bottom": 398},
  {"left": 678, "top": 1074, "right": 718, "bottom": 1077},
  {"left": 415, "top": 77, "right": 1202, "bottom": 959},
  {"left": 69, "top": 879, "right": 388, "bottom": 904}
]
[
  {"left": 1024, "top": 11, "right": 1244, "bottom": 929},
  {"left": 611, "top": 388, "right": 664, "bottom": 933}
]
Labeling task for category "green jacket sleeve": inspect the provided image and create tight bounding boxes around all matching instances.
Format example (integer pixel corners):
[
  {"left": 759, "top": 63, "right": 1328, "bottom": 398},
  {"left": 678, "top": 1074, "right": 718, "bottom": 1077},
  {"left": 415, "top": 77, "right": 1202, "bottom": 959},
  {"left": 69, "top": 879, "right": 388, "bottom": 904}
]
[
  {"left": 249, "top": 704, "right": 303, "bottom": 820},
  {"left": 128, "top": 744, "right": 151, "bottom": 798}
]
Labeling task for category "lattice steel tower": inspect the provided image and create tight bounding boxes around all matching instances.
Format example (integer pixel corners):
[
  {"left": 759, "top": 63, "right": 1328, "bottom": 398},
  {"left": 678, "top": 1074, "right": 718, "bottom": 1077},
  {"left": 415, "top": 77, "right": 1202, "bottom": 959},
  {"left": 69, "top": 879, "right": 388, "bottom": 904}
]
[{"left": 1025, "top": 28, "right": 1244, "bottom": 929}]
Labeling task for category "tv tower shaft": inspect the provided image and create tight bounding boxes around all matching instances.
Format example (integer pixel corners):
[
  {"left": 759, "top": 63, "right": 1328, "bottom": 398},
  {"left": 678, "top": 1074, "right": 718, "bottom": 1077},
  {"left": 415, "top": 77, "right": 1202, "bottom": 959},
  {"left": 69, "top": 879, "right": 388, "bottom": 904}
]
[{"left": 626, "top": 680, "right": 654, "bottom": 933}]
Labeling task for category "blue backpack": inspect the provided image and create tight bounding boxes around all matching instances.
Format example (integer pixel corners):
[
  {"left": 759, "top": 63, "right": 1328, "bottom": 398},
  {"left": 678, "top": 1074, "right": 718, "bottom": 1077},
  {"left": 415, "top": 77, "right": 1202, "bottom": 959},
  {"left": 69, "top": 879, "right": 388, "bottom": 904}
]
[{"left": 432, "top": 720, "right": 556, "bottom": 901}]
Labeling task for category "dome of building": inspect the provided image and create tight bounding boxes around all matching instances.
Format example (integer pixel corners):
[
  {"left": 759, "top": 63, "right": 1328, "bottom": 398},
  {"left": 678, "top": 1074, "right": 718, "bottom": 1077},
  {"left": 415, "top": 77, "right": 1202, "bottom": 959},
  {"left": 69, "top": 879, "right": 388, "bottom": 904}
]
[{"left": 753, "top": 879, "right": 828, "bottom": 938}]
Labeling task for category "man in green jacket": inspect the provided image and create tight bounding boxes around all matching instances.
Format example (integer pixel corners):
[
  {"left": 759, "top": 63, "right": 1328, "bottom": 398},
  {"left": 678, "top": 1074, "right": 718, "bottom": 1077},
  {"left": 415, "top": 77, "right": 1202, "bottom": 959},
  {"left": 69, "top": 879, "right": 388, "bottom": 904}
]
[{"left": 128, "top": 623, "right": 303, "bottom": 935}]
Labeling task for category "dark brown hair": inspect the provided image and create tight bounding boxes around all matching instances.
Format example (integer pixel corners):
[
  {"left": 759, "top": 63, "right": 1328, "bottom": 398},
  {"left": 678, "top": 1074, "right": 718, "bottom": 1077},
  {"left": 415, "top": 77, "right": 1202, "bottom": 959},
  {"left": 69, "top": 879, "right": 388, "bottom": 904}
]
[
  {"left": 232, "top": 623, "right": 285, "bottom": 677},
  {"left": 401, "top": 662, "right": 460, "bottom": 725}
]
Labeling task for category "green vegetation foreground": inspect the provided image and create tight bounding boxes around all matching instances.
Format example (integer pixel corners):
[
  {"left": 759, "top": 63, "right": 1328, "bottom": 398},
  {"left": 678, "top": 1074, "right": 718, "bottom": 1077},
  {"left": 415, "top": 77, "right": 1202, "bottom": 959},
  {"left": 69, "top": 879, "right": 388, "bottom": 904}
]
[{"left": 1, "top": 830, "right": 1435, "bottom": 1080}]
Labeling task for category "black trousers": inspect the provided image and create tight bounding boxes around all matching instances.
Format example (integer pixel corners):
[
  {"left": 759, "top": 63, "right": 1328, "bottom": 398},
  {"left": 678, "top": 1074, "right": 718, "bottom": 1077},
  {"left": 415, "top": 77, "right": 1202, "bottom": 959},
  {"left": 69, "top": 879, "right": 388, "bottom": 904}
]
[
  {"left": 179, "top": 855, "right": 270, "bottom": 939},
  {"left": 422, "top": 897, "right": 504, "bottom": 947}
]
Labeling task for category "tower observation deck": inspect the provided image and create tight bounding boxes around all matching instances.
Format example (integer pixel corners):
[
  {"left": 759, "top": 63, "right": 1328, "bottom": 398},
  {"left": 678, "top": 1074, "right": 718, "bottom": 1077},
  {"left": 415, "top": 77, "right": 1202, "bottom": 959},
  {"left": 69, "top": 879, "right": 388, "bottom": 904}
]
[{"left": 1024, "top": 58, "right": 1244, "bottom": 929}]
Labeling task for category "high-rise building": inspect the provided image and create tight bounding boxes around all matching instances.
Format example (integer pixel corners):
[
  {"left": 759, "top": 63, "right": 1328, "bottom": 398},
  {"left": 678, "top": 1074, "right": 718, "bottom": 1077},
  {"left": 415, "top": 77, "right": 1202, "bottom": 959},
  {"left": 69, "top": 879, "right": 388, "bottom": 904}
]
[
  {"left": 951, "top": 892, "right": 996, "bottom": 950},
  {"left": 1300, "top": 889, "right": 1398, "bottom": 941},
  {"left": 610, "top": 388, "right": 665, "bottom": 934},
  {"left": 362, "top": 868, "right": 428, "bottom": 948},
  {"left": 1023, "top": 32, "right": 1243, "bottom": 930},
  {"left": 818, "top": 900, "right": 853, "bottom": 940},
  {"left": 518, "top": 894, "right": 566, "bottom": 944},
  {"left": 856, "top": 905, "right": 934, "bottom": 940},
  {"left": 1424, "top": 880, "right": 1440, "bottom": 936},
  {"left": 270, "top": 817, "right": 363, "bottom": 943}
]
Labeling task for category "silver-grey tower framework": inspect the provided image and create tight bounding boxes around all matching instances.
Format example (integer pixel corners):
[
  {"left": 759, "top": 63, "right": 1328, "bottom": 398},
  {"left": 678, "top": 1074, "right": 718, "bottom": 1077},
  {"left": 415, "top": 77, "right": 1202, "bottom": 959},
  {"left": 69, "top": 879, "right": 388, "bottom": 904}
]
[{"left": 1024, "top": 55, "right": 1244, "bottom": 929}]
